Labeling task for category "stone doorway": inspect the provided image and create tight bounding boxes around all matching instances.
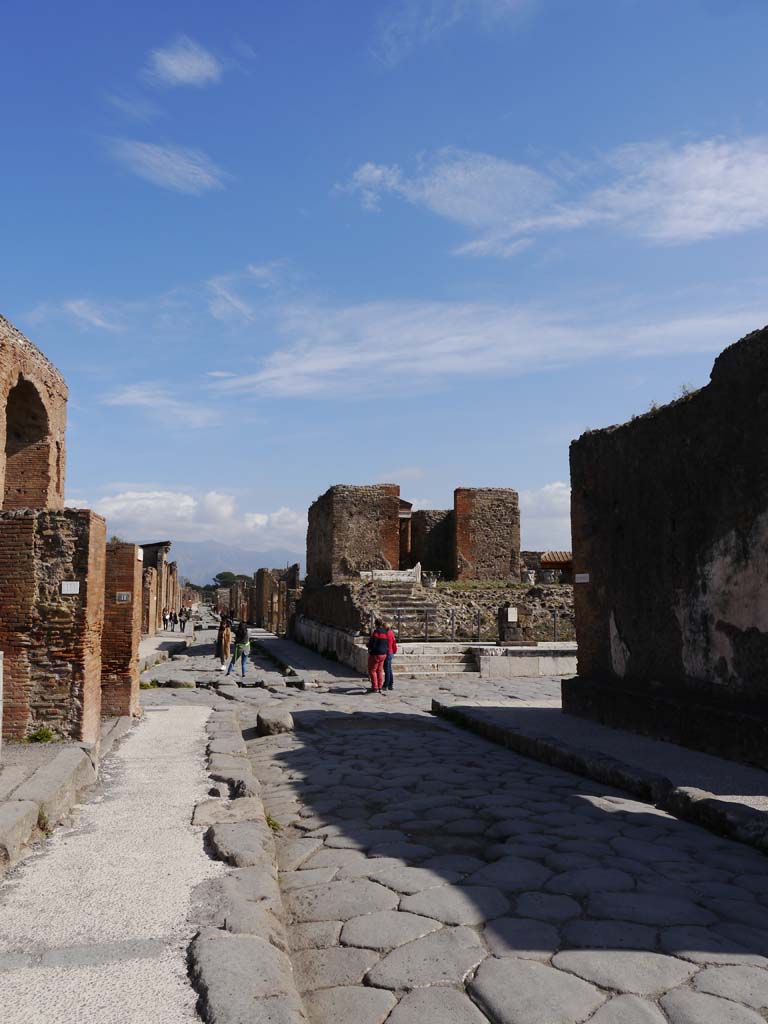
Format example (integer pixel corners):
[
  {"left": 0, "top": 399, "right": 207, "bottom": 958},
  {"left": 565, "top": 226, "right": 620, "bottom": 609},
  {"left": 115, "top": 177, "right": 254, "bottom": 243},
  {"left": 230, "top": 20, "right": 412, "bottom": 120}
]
[{"left": 3, "top": 378, "right": 51, "bottom": 510}]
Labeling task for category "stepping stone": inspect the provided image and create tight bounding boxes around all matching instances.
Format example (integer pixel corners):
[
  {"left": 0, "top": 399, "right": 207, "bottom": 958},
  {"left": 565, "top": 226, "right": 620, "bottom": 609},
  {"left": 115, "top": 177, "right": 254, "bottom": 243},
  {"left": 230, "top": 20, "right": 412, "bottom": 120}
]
[
  {"left": 465, "top": 856, "right": 552, "bottom": 891},
  {"left": 336, "top": 856, "right": 404, "bottom": 880},
  {"left": 293, "top": 947, "right": 379, "bottom": 992},
  {"left": 552, "top": 949, "right": 696, "bottom": 995},
  {"left": 516, "top": 892, "right": 580, "bottom": 922},
  {"left": 290, "top": 921, "right": 342, "bottom": 950},
  {"left": 588, "top": 995, "right": 668, "bottom": 1024},
  {"left": 402, "top": 885, "right": 510, "bottom": 925},
  {"left": 562, "top": 920, "right": 657, "bottom": 951},
  {"left": 372, "top": 865, "right": 461, "bottom": 895},
  {"left": 661, "top": 989, "right": 766, "bottom": 1023},
  {"left": 470, "top": 957, "right": 605, "bottom": 1024},
  {"left": 694, "top": 965, "right": 768, "bottom": 1009},
  {"left": 386, "top": 987, "right": 490, "bottom": 1023},
  {"left": 366, "top": 926, "right": 487, "bottom": 990},
  {"left": 485, "top": 917, "right": 560, "bottom": 960},
  {"left": 286, "top": 880, "right": 398, "bottom": 922},
  {"left": 341, "top": 911, "right": 441, "bottom": 951},
  {"left": 547, "top": 867, "right": 635, "bottom": 895},
  {"left": 304, "top": 986, "right": 396, "bottom": 1024}
]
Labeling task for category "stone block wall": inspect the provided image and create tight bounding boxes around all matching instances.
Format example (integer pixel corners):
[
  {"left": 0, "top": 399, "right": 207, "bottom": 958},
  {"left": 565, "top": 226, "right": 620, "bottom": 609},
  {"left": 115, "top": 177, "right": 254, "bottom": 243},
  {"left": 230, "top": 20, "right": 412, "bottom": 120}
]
[
  {"left": 101, "top": 541, "right": 142, "bottom": 718},
  {"left": 0, "top": 316, "right": 67, "bottom": 512},
  {"left": 0, "top": 509, "right": 106, "bottom": 743},
  {"left": 142, "top": 566, "right": 158, "bottom": 636},
  {"left": 454, "top": 488, "right": 521, "bottom": 580},
  {"left": 410, "top": 509, "right": 454, "bottom": 576},
  {"left": 566, "top": 325, "right": 768, "bottom": 765},
  {"left": 306, "top": 484, "right": 401, "bottom": 585}
]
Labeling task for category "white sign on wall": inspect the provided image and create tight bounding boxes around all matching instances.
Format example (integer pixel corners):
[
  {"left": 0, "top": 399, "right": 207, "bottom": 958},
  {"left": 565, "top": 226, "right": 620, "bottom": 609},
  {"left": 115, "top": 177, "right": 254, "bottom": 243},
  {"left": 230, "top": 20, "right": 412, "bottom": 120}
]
[
  {"left": 61, "top": 581, "right": 80, "bottom": 595},
  {"left": 575, "top": 573, "right": 590, "bottom": 584},
  {"left": 116, "top": 592, "right": 131, "bottom": 603}
]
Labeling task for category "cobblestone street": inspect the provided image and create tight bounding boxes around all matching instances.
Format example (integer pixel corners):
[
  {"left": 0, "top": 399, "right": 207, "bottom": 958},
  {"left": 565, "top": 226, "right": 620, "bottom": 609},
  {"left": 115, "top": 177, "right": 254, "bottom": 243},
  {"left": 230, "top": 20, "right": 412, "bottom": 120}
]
[{"left": 239, "top": 686, "right": 768, "bottom": 1024}]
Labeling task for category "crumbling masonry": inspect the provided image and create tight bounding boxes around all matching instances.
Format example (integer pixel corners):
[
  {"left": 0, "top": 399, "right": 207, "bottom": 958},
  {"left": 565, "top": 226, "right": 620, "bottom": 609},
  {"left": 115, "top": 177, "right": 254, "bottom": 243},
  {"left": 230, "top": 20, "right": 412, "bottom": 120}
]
[
  {"left": 564, "top": 325, "right": 768, "bottom": 766},
  {"left": 306, "top": 483, "right": 520, "bottom": 585},
  {"left": 0, "top": 315, "right": 141, "bottom": 742}
]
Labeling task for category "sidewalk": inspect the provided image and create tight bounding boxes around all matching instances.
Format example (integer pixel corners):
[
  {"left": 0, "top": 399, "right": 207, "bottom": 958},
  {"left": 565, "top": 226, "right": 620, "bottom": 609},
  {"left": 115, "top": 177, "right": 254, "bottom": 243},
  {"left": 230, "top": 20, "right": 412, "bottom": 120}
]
[
  {"left": 138, "top": 630, "right": 192, "bottom": 672},
  {"left": 0, "top": 706, "right": 223, "bottom": 1023}
]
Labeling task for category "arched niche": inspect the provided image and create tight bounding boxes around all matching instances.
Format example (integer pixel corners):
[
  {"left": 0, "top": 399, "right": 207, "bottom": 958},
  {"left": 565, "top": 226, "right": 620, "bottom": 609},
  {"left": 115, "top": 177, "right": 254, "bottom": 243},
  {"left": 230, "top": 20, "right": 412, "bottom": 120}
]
[{"left": 4, "top": 378, "right": 51, "bottom": 510}]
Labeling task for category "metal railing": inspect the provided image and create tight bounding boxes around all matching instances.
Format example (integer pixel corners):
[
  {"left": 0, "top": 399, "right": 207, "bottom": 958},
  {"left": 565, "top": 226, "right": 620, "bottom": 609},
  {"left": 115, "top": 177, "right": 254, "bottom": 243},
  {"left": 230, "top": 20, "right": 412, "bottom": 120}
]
[{"left": 367, "top": 607, "right": 568, "bottom": 643}]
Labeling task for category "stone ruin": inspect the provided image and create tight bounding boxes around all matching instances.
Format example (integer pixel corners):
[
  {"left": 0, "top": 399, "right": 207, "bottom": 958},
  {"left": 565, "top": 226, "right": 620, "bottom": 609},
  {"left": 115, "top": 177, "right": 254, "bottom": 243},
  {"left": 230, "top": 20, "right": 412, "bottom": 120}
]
[
  {"left": 564, "top": 324, "right": 768, "bottom": 767},
  {"left": 306, "top": 483, "right": 521, "bottom": 585},
  {"left": 140, "top": 540, "right": 180, "bottom": 636},
  {"left": 0, "top": 315, "right": 143, "bottom": 745}
]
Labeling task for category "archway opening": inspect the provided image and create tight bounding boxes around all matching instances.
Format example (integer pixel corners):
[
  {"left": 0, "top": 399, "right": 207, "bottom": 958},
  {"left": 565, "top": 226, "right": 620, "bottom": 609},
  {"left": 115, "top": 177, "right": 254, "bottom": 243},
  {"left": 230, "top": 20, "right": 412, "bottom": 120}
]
[{"left": 4, "top": 379, "right": 51, "bottom": 510}]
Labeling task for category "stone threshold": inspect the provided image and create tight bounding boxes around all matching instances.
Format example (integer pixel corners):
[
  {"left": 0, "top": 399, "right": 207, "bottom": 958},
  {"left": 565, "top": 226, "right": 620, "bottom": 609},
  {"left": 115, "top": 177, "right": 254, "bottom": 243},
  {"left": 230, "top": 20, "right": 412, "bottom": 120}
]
[{"left": 432, "top": 699, "right": 768, "bottom": 857}]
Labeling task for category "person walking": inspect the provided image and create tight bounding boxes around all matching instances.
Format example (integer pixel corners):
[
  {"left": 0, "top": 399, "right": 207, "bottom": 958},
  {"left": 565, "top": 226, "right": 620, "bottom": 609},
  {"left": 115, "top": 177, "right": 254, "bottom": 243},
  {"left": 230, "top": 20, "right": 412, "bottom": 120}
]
[
  {"left": 226, "top": 620, "right": 251, "bottom": 678},
  {"left": 218, "top": 618, "right": 230, "bottom": 667},
  {"left": 179, "top": 609, "right": 187, "bottom": 633},
  {"left": 367, "top": 618, "right": 389, "bottom": 693},
  {"left": 383, "top": 620, "right": 398, "bottom": 692},
  {"left": 162, "top": 609, "right": 169, "bottom": 631},
  {"left": 170, "top": 610, "right": 178, "bottom": 632}
]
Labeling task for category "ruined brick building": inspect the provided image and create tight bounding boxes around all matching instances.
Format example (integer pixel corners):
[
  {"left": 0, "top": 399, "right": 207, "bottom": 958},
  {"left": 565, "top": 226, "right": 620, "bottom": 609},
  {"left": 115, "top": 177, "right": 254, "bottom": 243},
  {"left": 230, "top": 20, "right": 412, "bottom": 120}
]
[
  {"left": 565, "top": 325, "right": 768, "bottom": 767},
  {"left": 140, "top": 540, "right": 180, "bottom": 636},
  {"left": 306, "top": 483, "right": 520, "bottom": 585},
  {"left": 0, "top": 315, "right": 142, "bottom": 743}
]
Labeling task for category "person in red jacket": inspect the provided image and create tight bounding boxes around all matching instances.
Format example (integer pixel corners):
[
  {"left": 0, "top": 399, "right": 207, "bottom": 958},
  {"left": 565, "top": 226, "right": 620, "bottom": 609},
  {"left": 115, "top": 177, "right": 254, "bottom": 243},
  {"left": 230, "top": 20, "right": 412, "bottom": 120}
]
[
  {"left": 367, "top": 619, "right": 389, "bottom": 693},
  {"left": 383, "top": 621, "right": 398, "bottom": 692}
]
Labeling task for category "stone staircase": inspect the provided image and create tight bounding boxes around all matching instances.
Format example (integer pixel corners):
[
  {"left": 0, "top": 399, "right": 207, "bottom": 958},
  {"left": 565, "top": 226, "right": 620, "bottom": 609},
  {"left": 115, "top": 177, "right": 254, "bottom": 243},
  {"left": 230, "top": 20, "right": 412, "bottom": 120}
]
[
  {"left": 364, "top": 582, "right": 440, "bottom": 640},
  {"left": 393, "top": 643, "right": 480, "bottom": 678}
]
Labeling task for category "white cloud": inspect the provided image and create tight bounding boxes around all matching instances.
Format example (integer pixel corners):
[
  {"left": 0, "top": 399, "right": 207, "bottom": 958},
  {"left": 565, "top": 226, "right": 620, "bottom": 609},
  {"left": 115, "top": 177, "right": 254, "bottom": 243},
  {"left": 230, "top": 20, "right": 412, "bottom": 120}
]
[
  {"left": 105, "top": 92, "right": 163, "bottom": 123},
  {"left": 90, "top": 488, "right": 306, "bottom": 550},
  {"left": 210, "top": 297, "right": 768, "bottom": 398},
  {"left": 144, "top": 36, "right": 222, "bottom": 87},
  {"left": 64, "top": 299, "right": 124, "bottom": 331},
  {"left": 344, "top": 137, "right": 768, "bottom": 253},
  {"left": 103, "top": 382, "right": 219, "bottom": 428},
  {"left": 520, "top": 481, "right": 571, "bottom": 550},
  {"left": 206, "top": 261, "right": 287, "bottom": 322},
  {"left": 374, "top": 0, "right": 529, "bottom": 65},
  {"left": 108, "top": 139, "right": 226, "bottom": 194}
]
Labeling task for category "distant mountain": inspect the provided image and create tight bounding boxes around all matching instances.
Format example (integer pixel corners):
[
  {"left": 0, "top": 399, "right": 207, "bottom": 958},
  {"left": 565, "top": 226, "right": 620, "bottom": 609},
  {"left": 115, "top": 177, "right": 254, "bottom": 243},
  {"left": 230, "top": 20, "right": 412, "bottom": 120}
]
[{"left": 169, "top": 540, "right": 304, "bottom": 586}]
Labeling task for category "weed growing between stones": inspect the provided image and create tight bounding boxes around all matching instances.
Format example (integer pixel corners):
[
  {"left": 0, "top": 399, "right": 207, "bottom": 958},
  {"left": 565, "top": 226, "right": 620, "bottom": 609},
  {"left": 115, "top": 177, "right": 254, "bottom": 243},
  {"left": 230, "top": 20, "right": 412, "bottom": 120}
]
[
  {"left": 37, "top": 809, "right": 52, "bottom": 836},
  {"left": 266, "top": 814, "right": 282, "bottom": 833},
  {"left": 26, "top": 726, "right": 54, "bottom": 743}
]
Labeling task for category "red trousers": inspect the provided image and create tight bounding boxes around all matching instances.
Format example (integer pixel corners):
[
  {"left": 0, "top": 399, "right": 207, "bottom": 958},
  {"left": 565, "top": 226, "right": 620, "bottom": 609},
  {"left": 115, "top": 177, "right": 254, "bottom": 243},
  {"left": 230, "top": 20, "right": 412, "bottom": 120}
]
[{"left": 368, "top": 654, "right": 386, "bottom": 689}]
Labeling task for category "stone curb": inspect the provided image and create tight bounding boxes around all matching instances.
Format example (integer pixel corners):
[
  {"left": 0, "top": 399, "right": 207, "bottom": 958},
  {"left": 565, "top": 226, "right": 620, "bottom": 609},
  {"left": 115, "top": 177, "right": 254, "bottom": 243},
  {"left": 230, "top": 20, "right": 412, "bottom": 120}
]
[
  {"left": 0, "top": 715, "right": 135, "bottom": 877},
  {"left": 432, "top": 699, "right": 768, "bottom": 855},
  {"left": 190, "top": 707, "right": 308, "bottom": 1024}
]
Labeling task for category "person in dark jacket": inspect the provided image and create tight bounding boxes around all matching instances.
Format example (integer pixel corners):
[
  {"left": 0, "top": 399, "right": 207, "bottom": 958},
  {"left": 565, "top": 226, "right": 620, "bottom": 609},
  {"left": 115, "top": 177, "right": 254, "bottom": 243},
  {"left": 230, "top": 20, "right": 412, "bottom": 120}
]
[
  {"left": 227, "top": 620, "right": 251, "bottom": 678},
  {"left": 367, "top": 619, "right": 389, "bottom": 693},
  {"left": 383, "top": 621, "right": 398, "bottom": 691}
]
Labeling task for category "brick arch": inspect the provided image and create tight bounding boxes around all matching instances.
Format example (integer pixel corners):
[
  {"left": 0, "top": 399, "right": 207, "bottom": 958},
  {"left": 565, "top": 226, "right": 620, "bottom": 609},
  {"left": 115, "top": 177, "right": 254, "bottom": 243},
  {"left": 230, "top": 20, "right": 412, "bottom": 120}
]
[{"left": 3, "top": 377, "right": 52, "bottom": 510}]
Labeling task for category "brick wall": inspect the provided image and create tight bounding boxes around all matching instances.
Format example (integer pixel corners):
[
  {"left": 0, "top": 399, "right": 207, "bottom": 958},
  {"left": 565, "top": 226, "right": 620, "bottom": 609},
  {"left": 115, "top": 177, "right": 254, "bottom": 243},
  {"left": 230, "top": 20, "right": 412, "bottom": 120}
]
[
  {"left": 0, "top": 509, "right": 106, "bottom": 742},
  {"left": 454, "top": 488, "right": 521, "bottom": 580},
  {"left": 0, "top": 316, "right": 67, "bottom": 512},
  {"left": 306, "top": 484, "right": 401, "bottom": 585},
  {"left": 102, "top": 541, "right": 142, "bottom": 717},
  {"left": 410, "top": 509, "right": 454, "bottom": 576}
]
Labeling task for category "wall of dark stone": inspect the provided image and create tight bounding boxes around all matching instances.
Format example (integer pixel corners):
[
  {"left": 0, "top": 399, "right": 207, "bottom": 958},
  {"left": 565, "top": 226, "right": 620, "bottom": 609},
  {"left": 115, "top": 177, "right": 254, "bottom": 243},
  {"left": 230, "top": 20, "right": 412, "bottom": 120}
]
[
  {"left": 410, "top": 509, "right": 454, "bottom": 576},
  {"left": 567, "top": 325, "right": 768, "bottom": 763},
  {"left": 454, "top": 488, "right": 521, "bottom": 581}
]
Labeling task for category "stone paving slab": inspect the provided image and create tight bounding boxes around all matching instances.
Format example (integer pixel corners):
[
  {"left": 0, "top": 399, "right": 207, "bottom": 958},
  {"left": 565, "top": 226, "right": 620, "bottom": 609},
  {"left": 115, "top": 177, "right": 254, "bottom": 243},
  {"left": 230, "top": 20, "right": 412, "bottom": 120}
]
[{"left": 433, "top": 698, "right": 768, "bottom": 854}]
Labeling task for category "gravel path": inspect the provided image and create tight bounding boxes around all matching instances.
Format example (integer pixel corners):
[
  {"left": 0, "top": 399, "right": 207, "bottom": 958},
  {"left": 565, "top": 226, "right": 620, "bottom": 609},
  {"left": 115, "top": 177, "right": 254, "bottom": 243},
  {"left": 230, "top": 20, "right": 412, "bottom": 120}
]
[
  {"left": 0, "top": 706, "right": 223, "bottom": 1024},
  {"left": 245, "top": 692, "right": 768, "bottom": 1024}
]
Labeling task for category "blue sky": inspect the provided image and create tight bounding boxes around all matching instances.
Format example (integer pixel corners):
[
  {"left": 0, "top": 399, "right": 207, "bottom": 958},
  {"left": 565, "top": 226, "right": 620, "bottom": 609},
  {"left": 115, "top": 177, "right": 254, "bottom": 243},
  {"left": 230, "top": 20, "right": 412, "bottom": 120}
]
[{"left": 4, "top": 0, "right": 768, "bottom": 564}]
